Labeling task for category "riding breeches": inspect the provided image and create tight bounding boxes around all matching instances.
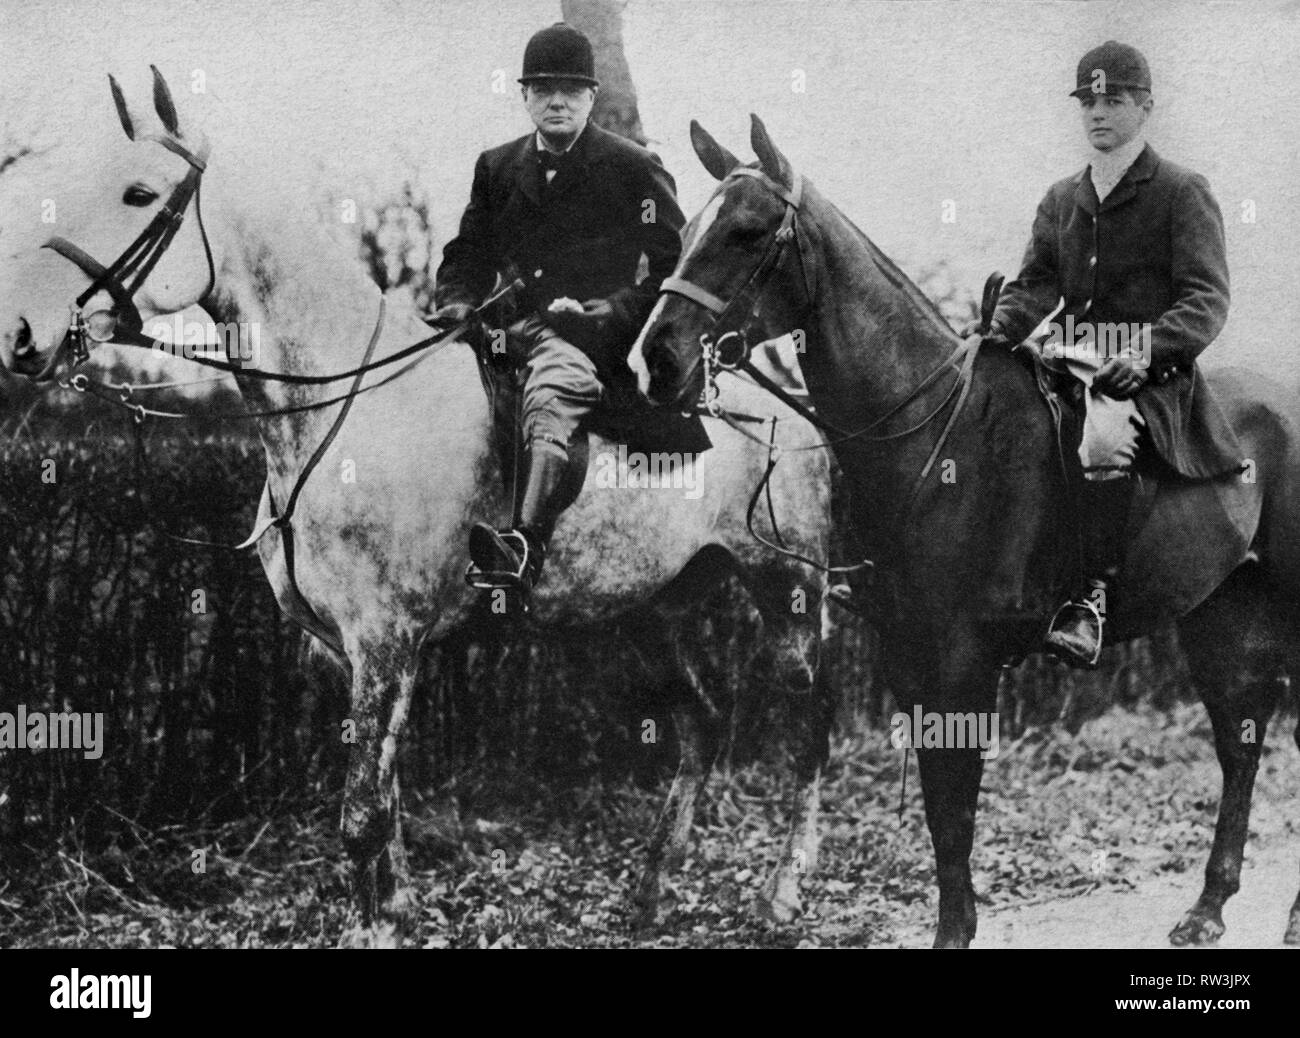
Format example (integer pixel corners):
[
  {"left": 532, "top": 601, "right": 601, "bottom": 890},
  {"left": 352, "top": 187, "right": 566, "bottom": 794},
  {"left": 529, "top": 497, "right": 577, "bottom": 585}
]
[
  {"left": 1061, "top": 353, "right": 1145, "bottom": 478},
  {"left": 1079, "top": 386, "right": 1145, "bottom": 476},
  {"left": 509, "top": 316, "right": 606, "bottom": 457}
]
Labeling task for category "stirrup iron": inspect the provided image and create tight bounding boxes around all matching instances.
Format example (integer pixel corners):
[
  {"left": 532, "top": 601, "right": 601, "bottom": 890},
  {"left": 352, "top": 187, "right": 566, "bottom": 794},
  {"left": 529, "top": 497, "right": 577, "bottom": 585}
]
[
  {"left": 465, "top": 528, "right": 533, "bottom": 591},
  {"left": 1044, "top": 595, "right": 1105, "bottom": 669}
]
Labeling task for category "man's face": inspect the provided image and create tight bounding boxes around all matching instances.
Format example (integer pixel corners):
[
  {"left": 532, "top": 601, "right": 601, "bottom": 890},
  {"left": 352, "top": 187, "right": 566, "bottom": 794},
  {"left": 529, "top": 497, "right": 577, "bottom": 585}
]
[
  {"left": 1079, "top": 91, "right": 1152, "bottom": 151},
  {"left": 523, "top": 80, "right": 596, "bottom": 146}
]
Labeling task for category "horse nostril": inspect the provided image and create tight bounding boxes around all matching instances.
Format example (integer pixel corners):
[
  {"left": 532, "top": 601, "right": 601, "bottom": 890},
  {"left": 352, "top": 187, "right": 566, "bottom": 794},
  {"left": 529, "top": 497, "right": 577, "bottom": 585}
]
[
  {"left": 13, "top": 318, "right": 34, "bottom": 357},
  {"left": 647, "top": 345, "right": 677, "bottom": 392}
]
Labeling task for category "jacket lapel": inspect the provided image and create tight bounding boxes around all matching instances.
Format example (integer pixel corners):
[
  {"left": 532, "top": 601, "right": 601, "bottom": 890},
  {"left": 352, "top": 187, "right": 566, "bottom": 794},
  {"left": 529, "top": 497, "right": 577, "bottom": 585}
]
[
  {"left": 1073, "top": 168, "right": 1098, "bottom": 216},
  {"left": 1096, "top": 143, "right": 1158, "bottom": 213},
  {"left": 544, "top": 123, "right": 604, "bottom": 204},
  {"left": 513, "top": 134, "right": 542, "bottom": 207}
]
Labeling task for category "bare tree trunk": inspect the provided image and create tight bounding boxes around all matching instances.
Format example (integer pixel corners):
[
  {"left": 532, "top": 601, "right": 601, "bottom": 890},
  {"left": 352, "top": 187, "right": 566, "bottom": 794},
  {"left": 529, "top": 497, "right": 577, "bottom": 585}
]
[{"left": 561, "top": 0, "right": 646, "bottom": 144}]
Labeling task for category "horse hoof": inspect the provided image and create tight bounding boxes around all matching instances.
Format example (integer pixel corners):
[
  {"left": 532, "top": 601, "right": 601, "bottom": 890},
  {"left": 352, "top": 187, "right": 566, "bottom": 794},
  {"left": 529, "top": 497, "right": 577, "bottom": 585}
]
[
  {"left": 631, "top": 904, "right": 663, "bottom": 932},
  {"left": 756, "top": 872, "right": 802, "bottom": 925},
  {"left": 630, "top": 896, "right": 665, "bottom": 932},
  {"left": 339, "top": 920, "right": 404, "bottom": 949},
  {"left": 386, "top": 887, "right": 421, "bottom": 926},
  {"left": 1169, "top": 912, "right": 1224, "bottom": 947},
  {"left": 630, "top": 875, "right": 674, "bottom": 931},
  {"left": 932, "top": 914, "right": 976, "bottom": 948}
]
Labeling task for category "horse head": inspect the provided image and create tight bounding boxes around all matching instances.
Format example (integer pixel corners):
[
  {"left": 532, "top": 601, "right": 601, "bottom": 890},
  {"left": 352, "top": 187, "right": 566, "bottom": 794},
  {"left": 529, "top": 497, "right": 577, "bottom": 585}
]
[
  {"left": 1, "top": 66, "right": 213, "bottom": 380},
  {"left": 632, "top": 115, "right": 812, "bottom": 410}
]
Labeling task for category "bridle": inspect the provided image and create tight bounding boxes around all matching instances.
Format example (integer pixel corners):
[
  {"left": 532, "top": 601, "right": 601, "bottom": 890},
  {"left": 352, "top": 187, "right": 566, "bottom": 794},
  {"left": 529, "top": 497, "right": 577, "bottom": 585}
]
[
  {"left": 657, "top": 162, "right": 984, "bottom": 446},
  {"left": 32, "top": 92, "right": 516, "bottom": 413},
  {"left": 660, "top": 165, "right": 809, "bottom": 406},
  {"left": 653, "top": 160, "right": 995, "bottom": 571},
  {"left": 40, "top": 132, "right": 215, "bottom": 382},
  {"left": 25, "top": 79, "right": 498, "bottom": 608}
]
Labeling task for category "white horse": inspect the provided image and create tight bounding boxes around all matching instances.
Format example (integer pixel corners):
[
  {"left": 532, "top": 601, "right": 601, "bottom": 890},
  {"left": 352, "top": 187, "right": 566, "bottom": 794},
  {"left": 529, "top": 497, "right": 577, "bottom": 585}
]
[{"left": 0, "top": 70, "right": 841, "bottom": 944}]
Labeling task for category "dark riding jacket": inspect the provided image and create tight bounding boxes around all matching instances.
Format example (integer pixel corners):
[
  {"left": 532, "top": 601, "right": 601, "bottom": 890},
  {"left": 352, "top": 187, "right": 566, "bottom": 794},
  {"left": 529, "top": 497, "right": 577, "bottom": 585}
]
[
  {"left": 993, "top": 144, "right": 1243, "bottom": 479},
  {"left": 434, "top": 121, "right": 686, "bottom": 373}
]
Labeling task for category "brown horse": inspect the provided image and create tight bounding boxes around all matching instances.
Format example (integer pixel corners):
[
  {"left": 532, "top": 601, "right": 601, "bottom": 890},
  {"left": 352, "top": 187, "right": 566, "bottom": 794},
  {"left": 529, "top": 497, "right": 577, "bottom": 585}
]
[
  {"left": 0, "top": 75, "right": 839, "bottom": 943},
  {"left": 632, "top": 114, "right": 1300, "bottom": 948}
]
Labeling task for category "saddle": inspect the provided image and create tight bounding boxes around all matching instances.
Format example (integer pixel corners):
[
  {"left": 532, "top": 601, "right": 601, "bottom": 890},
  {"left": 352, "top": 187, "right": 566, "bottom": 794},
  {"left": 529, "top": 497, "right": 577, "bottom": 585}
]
[
  {"left": 472, "top": 331, "right": 713, "bottom": 502},
  {"left": 1004, "top": 309, "right": 1258, "bottom": 634}
]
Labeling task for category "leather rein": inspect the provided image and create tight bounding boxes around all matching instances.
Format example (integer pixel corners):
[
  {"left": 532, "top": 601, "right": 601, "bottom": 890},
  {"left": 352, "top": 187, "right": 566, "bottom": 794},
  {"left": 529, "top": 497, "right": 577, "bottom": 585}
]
[
  {"left": 36, "top": 129, "right": 496, "bottom": 565},
  {"left": 657, "top": 165, "right": 993, "bottom": 553}
]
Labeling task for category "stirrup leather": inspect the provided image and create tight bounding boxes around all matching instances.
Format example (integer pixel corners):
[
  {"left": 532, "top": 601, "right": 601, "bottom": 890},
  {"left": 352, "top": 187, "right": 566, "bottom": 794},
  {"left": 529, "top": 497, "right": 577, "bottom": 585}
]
[{"left": 1044, "top": 595, "right": 1105, "bottom": 668}]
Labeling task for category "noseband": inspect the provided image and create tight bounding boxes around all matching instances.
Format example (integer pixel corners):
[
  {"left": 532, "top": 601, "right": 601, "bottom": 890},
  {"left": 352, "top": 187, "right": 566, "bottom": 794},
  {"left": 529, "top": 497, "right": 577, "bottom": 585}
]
[
  {"left": 38, "top": 133, "right": 214, "bottom": 381},
  {"left": 654, "top": 159, "right": 989, "bottom": 544},
  {"left": 659, "top": 167, "right": 806, "bottom": 397}
]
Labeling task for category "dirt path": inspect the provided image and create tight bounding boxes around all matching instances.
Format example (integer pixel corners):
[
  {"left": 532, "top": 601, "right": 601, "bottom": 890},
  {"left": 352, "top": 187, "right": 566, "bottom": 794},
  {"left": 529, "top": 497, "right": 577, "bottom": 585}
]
[{"left": 973, "top": 837, "right": 1298, "bottom": 949}]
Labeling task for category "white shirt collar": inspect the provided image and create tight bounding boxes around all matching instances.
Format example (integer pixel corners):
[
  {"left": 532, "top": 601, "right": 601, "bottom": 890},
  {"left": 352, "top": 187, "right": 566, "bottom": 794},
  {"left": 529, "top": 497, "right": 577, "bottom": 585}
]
[
  {"left": 1089, "top": 136, "right": 1146, "bottom": 202},
  {"left": 535, "top": 122, "right": 587, "bottom": 156}
]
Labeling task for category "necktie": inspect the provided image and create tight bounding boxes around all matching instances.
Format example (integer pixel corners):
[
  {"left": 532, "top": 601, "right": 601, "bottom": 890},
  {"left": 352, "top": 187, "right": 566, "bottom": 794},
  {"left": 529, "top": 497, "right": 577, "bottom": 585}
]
[{"left": 538, "top": 150, "right": 568, "bottom": 192}]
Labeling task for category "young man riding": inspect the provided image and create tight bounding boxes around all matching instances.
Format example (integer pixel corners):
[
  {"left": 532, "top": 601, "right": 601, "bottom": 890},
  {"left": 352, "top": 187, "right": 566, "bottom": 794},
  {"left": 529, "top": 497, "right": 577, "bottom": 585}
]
[
  {"left": 427, "top": 22, "right": 685, "bottom": 602},
  {"left": 989, "top": 41, "right": 1242, "bottom": 667}
]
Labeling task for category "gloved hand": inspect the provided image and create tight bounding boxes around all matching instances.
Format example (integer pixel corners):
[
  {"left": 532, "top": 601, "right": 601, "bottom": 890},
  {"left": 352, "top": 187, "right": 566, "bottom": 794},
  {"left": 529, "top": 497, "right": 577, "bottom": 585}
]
[
  {"left": 544, "top": 298, "right": 614, "bottom": 347},
  {"left": 423, "top": 301, "right": 475, "bottom": 328},
  {"left": 956, "top": 317, "right": 1013, "bottom": 345},
  {"left": 1093, "top": 355, "right": 1149, "bottom": 399}
]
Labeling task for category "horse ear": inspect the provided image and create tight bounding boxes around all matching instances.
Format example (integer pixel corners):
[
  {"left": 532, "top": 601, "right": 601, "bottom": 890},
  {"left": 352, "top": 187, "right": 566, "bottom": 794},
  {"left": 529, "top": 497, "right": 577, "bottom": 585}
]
[
  {"left": 690, "top": 119, "right": 740, "bottom": 181},
  {"left": 151, "top": 65, "right": 181, "bottom": 136},
  {"left": 108, "top": 74, "right": 136, "bottom": 141},
  {"left": 750, "top": 114, "right": 792, "bottom": 188}
]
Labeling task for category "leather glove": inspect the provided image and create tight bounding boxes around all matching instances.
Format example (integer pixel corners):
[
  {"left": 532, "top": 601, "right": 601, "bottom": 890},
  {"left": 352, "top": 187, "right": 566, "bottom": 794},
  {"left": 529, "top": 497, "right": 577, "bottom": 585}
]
[
  {"left": 423, "top": 301, "right": 475, "bottom": 328},
  {"left": 544, "top": 298, "right": 614, "bottom": 352},
  {"left": 1093, "top": 355, "right": 1150, "bottom": 399},
  {"left": 957, "top": 317, "right": 1014, "bottom": 347}
]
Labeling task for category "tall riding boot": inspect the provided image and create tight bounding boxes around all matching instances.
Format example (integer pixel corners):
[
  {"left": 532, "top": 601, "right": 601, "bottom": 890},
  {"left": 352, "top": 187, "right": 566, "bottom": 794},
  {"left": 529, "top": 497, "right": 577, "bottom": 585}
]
[
  {"left": 467, "top": 440, "right": 584, "bottom": 599},
  {"left": 1043, "top": 473, "right": 1134, "bottom": 668}
]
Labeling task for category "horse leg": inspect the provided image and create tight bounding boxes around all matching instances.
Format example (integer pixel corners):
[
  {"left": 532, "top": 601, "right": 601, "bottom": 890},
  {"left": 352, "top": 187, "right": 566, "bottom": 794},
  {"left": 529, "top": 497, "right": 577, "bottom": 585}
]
[
  {"left": 339, "top": 651, "right": 420, "bottom": 948},
  {"left": 628, "top": 617, "right": 722, "bottom": 929},
  {"left": 917, "top": 745, "right": 988, "bottom": 948},
  {"left": 1170, "top": 570, "right": 1287, "bottom": 946},
  {"left": 1288, "top": 707, "right": 1300, "bottom": 945},
  {"left": 890, "top": 628, "right": 1000, "bottom": 948},
  {"left": 757, "top": 596, "right": 833, "bottom": 923},
  {"left": 632, "top": 694, "right": 716, "bottom": 929},
  {"left": 757, "top": 666, "right": 834, "bottom": 923}
]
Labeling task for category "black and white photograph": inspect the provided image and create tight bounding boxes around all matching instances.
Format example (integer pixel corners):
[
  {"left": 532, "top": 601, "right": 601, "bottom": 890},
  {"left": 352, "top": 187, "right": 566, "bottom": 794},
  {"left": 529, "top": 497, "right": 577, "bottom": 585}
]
[{"left": 0, "top": 0, "right": 1297, "bottom": 999}]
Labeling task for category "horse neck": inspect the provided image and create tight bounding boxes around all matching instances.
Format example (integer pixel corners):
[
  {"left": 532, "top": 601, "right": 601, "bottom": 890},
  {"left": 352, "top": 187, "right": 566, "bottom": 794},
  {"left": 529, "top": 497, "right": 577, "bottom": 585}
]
[
  {"left": 796, "top": 184, "right": 989, "bottom": 537},
  {"left": 798, "top": 185, "right": 1056, "bottom": 599},
  {"left": 198, "top": 179, "right": 489, "bottom": 486},
  {"left": 798, "top": 183, "right": 964, "bottom": 432}
]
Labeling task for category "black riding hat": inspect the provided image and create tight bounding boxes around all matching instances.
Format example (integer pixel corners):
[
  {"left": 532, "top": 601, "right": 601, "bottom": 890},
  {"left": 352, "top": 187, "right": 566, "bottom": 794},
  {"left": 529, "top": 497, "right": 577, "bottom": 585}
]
[
  {"left": 1070, "top": 40, "right": 1152, "bottom": 98},
  {"left": 519, "top": 22, "right": 599, "bottom": 87}
]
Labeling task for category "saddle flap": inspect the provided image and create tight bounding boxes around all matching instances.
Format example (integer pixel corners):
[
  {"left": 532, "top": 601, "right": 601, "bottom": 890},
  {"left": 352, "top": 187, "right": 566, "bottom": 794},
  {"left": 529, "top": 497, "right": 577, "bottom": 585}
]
[{"left": 473, "top": 345, "right": 713, "bottom": 503}]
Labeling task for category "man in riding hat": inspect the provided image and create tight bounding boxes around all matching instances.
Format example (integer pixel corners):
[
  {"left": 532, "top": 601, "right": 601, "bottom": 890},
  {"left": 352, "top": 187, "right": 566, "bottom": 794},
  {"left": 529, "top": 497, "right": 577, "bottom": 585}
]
[
  {"left": 990, "top": 41, "right": 1242, "bottom": 666},
  {"left": 428, "top": 22, "right": 685, "bottom": 602}
]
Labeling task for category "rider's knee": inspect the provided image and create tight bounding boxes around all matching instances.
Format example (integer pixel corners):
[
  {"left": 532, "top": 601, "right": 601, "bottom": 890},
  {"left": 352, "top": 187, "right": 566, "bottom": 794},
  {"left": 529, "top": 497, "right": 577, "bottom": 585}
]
[{"left": 1080, "top": 397, "right": 1144, "bottom": 473}]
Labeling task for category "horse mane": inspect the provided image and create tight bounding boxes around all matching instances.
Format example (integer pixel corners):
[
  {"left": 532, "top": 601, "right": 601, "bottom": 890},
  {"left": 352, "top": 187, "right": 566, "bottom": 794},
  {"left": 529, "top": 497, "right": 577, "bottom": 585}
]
[
  {"left": 215, "top": 159, "right": 375, "bottom": 310},
  {"left": 805, "top": 180, "right": 961, "bottom": 343}
]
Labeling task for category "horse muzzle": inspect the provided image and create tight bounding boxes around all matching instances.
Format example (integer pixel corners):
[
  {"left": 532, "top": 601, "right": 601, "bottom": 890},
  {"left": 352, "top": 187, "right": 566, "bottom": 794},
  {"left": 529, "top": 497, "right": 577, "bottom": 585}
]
[
  {"left": 641, "top": 336, "right": 698, "bottom": 410},
  {"left": 1, "top": 317, "right": 42, "bottom": 374}
]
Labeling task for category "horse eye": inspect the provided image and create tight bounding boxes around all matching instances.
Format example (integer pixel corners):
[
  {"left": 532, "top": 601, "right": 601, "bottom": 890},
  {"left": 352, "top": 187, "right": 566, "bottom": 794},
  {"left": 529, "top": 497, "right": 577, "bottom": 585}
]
[{"left": 123, "top": 185, "right": 159, "bottom": 207}]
